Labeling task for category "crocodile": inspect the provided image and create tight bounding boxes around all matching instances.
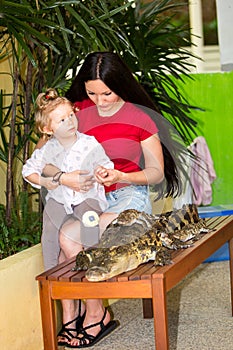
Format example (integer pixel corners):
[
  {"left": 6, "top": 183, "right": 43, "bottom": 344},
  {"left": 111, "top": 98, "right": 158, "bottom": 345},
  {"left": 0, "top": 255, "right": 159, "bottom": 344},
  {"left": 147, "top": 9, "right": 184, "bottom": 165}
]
[{"left": 72, "top": 204, "right": 211, "bottom": 281}]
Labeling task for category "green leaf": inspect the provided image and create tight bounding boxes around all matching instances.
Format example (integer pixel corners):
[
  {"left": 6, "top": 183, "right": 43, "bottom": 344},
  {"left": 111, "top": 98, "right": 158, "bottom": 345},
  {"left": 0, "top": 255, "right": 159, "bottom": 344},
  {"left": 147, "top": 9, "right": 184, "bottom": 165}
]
[
  {"left": 55, "top": 7, "right": 71, "bottom": 54},
  {"left": 7, "top": 25, "right": 37, "bottom": 66}
]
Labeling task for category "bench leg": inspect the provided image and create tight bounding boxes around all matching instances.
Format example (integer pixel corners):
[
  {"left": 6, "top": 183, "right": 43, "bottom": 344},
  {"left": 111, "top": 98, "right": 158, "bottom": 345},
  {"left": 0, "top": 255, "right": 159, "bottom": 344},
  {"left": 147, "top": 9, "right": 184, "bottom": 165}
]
[
  {"left": 152, "top": 276, "right": 169, "bottom": 350},
  {"left": 38, "top": 280, "right": 58, "bottom": 350},
  {"left": 229, "top": 238, "right": 233, "bottom": 316}
]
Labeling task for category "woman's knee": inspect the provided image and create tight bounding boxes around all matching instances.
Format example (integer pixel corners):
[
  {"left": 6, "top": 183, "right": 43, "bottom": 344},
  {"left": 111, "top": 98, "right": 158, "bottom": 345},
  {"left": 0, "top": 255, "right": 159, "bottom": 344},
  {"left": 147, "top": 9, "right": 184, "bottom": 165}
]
[
  {"left": 59, "top": 229, "right": 67, "bottom": 250},
  {"left": 99, "top": 212, "right": 118, "bottom": 235},
  {"left": 59, "top": 220, "right": 82, "bottom": 254},
  {"left": 59, "top": 225, "right": 73, "bottom": 250}
]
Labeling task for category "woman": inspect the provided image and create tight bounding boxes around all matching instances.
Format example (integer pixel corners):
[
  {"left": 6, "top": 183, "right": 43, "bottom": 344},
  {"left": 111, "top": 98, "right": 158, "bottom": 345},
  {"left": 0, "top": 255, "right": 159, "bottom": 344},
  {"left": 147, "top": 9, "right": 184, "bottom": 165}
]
[{"left": 48, "top": 52, "right": 181, "bottom": 348}]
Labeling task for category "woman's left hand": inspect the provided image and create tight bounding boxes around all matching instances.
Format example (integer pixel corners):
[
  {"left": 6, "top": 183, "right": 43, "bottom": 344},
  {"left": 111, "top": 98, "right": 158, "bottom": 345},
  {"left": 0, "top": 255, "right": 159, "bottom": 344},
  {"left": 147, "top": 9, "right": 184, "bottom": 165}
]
[{"left": 95, "top": 166, "right": 122, "bottom": 187}]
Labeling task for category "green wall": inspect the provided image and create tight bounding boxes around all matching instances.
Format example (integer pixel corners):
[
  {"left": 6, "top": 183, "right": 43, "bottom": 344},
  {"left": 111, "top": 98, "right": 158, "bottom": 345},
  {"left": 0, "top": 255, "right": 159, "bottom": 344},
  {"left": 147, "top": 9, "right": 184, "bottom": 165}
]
[{"left": 178, "top": 71, "right": 233, "bottom": 205}]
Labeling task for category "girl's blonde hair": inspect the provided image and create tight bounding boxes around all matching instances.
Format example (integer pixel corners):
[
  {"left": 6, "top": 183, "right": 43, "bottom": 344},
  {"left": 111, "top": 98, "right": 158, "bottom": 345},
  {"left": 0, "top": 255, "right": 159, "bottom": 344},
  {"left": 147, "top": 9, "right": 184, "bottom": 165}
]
[{"left": 35, "top": 88, "right": 73, "bottom": 136}]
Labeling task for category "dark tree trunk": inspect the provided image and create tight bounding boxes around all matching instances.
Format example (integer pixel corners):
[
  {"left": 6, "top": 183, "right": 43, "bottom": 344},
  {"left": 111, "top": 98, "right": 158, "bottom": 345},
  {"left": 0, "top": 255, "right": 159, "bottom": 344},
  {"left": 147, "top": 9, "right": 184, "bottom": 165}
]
[
  {"left": 22, "top": 59, "right": 33, "bottom": 191},
  {"left": 6, "top": 67, "right": 19, "bottom": 225}
]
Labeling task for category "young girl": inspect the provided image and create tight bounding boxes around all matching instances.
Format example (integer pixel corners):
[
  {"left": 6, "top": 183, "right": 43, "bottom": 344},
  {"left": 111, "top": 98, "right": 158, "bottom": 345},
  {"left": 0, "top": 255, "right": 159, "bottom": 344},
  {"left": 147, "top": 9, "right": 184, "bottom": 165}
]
[{"left": 22, "top": 88, "right": 113, "bottom": 270}]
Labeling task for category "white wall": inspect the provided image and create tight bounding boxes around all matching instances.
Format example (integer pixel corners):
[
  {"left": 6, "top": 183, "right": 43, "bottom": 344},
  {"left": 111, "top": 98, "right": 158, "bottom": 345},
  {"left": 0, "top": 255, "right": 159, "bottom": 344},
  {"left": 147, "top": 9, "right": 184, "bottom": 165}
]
[{"left": 216, "top": 0, "right": 233, "bottom": 71}]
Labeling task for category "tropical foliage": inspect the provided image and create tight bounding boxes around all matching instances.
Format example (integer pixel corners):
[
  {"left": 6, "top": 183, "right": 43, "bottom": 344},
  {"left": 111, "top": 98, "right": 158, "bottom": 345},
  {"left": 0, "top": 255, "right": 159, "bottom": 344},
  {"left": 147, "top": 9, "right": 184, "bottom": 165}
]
[
  {"left": 0, "top": 0, "right": 198, "bottom": 256},
  {"left": 0, "top": 193, "right": 42, "bottom": 259}
]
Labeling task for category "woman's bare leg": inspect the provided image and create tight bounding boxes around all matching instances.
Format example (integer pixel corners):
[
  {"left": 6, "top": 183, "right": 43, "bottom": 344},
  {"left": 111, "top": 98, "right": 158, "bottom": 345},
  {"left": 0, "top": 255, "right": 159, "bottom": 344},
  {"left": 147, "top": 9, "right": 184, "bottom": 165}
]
[
  {"left": 99, "top": 212, "right": 118, "bottom": 237},
  {"left": 68, "top": 211, "right": 118, "bottom": 346}
]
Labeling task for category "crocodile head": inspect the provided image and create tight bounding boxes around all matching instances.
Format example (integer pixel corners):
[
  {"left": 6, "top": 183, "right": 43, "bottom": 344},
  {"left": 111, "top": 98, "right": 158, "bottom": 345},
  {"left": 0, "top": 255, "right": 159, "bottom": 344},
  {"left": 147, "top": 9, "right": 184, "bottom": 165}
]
[{"left": 85, "top": 266, "right": 112, "bottom": 281}]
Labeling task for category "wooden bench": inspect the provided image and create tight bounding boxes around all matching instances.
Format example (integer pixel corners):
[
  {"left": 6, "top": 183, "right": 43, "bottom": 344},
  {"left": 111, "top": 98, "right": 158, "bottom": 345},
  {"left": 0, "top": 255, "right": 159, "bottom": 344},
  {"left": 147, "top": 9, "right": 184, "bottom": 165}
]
[{"left": 36, "top": 215, "right": 233, "bottom": 350}]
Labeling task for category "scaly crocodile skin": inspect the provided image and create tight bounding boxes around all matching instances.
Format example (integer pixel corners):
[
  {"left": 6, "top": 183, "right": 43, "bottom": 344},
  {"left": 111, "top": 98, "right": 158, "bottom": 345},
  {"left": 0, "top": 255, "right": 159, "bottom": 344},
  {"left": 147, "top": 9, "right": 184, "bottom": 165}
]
[{"left": 72, "top": 204, "right": 211, "bottom": 281}]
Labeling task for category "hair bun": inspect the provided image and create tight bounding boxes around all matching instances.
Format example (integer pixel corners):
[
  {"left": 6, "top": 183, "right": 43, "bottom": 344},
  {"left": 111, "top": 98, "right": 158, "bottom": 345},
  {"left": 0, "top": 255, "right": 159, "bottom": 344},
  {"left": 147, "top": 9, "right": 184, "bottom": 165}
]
[
  {"left": 44, "top": 88, "right": 58, "bottom": 101},
  {"left": 36, "top": 88, "right": 58, "bottom": 109}
]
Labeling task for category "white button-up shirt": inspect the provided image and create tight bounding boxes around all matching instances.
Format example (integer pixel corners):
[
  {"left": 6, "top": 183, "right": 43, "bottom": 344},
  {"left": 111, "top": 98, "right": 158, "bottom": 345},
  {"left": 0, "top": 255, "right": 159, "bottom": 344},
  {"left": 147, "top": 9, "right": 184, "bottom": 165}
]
[{"left": 22, "top": 132, "right": 114, "bottom": 214}]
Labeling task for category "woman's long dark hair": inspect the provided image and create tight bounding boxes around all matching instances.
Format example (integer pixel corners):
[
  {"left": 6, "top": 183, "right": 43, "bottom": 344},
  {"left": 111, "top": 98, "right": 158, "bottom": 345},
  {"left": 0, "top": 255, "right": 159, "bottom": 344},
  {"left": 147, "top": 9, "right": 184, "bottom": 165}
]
[{"left": 66, "top": 51, "right": 183, "bottom": 198}]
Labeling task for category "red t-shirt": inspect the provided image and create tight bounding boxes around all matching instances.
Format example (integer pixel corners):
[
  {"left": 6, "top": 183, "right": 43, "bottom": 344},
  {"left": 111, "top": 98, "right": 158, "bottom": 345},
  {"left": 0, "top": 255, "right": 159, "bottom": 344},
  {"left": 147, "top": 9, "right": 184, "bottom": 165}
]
[{"left": 75, "top": 100, "right": 158, "bottom": 192}]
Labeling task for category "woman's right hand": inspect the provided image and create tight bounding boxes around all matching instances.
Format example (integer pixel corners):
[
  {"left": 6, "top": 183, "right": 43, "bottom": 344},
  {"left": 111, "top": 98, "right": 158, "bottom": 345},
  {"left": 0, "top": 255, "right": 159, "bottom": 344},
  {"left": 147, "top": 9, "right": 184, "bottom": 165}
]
[
  {"left": 39, "top": 177, "right": 59, "bottom": 190},
  {"left": 60, "top": 170, "right": 95, "bottom": 192}
]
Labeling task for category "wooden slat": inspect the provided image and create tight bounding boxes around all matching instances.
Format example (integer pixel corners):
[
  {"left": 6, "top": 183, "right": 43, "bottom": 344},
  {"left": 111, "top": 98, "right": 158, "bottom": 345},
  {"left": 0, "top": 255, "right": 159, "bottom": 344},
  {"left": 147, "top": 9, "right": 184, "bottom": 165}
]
[
  {"left": 48, "top": 261, "right": 75, "bottom": 281},
  {"left": 36, "top": 256, "right": 76, "bottom": 281},
  {"left": 50, "top": 280, "right": 152, "bottom": 300},
  {"left": 141, "top": 264, "right": 162, "bottom": 280},
  {"left": 71, "top": 270, "right": 87, "bottom": 282},
  {"left": 59, "top": 268, "right": 84, "bottom": 282},
  {"left": 206, "top": 215, "right": 231, "bottom": 229},
  {"left": 129, "top": 262, "right": 157, "bottom": 281},
  {"left": 115, "top": 262, "right": 153, "bottom": 282}
]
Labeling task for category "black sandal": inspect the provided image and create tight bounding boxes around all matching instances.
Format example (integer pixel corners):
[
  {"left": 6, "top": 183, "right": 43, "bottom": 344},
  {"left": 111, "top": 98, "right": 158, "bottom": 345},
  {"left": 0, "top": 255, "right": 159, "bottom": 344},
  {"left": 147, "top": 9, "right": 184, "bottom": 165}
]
[
  {"left": 66, "top": 307, "right": 119, "bottom": 348},
  {"left": 57, "top": 300, "right": 86, "bottom": 346}
]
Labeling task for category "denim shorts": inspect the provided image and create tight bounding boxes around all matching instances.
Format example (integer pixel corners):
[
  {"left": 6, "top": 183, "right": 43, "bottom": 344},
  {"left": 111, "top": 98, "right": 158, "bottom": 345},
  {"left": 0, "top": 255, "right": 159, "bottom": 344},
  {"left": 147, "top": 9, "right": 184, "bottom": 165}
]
[{"left": 105, "top": 185, "right": 152, "bottom": 214}]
